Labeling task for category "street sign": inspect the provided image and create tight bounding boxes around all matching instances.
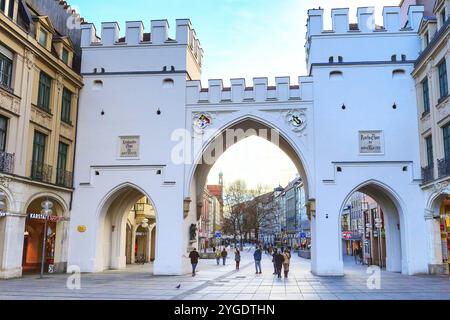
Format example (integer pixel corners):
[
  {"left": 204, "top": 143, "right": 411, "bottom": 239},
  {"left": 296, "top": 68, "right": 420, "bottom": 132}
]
[{"left": 215, "top": 231, "right": 222, "bottom": 238}]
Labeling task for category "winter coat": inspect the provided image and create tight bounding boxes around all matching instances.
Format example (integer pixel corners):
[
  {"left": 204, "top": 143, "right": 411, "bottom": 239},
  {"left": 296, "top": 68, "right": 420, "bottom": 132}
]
[
  {"left": 189, "top": 251, "right": 200, "bottom": 264},
  {"left": 274, "top": 253, "right": 284, "bottom": 267},
  {"left": 235, "top": 252, "right": 241, "bottom": 262},
  {"left": 253, "top": 249, "right": 262, "bottom": 261},
  {"left": 221, "top": 250, "right": 228, "bottom": 258}
]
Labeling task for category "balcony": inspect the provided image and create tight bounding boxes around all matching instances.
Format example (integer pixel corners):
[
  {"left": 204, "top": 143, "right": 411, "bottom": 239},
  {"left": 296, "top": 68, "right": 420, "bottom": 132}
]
[
  {"left": 30, "top": 161, "right": 53, "bottom": 183},
  {"left": 438, "top": 158, "right": 450, "bottom": 179},
  {"left": 56, "top": 168, "right": 73, "bottom": 188},
  {"left": 422, "top": 165, "right": 434, "bottom": 185},
  {"left": 0, "top": 151, "right": 14, "bottom": 174}
]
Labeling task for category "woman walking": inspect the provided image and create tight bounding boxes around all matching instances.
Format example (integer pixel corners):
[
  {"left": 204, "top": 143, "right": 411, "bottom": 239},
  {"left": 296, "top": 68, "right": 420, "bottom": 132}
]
[
  {"left": 235, "top": 248, "right": 241, "bottom": 270},
  {"left": 282, "top": 249, "right": 291, "bottom": 279}
]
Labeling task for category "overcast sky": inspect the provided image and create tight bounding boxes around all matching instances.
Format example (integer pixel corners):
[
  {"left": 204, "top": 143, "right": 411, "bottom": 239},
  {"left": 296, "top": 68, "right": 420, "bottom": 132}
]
[{"left": 72, "top": 0, "right": 400, "bottom": 188}]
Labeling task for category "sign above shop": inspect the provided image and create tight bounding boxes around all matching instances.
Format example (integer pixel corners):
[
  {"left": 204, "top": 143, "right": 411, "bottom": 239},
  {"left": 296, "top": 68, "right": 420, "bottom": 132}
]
[{"left": 28, "top": 213, "right": 63, "bottom": 222}]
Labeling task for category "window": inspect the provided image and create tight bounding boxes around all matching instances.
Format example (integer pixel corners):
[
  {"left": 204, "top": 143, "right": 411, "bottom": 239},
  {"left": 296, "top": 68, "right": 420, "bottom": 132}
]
[
  {"left": 31, "top": 131, "right": 47, "bottom": 180},
  {"left": 56, "top": 142, "right": 68, "bottom": 186},
  {"left": 37, "top": 72, "right": 51, "bottom": 112},
  {"left": 425, "top": 136, "right": 434, "bottom": 167},
  {"left": 39, "top": 28, "right": 48, "bottom": 47},
  {"left": 62, "top": 47, "right": 69, "bottom": 65},
  {"left": 61, "top": 88, "right": 72, "bottom": 124},
  {"left": 0, "top": 115, "right": 7, "bottom": 152},
  {"left": 0, "top": 44, "right": 13, "bottom": 89},
  {"left": 438, "top": 59, "right": 448, "bottom": 99},
  {"left": 422, "top": 78, "right": 430, "bottom": 114},
  {"left": 444, "top": 124, "right": 450, "bottom": 160},
  {"left": 441, "top": 9, "right": 447, "bottom": 25},
  {"left": 0, "top": 0, "right": 13, "bottom": 18}
]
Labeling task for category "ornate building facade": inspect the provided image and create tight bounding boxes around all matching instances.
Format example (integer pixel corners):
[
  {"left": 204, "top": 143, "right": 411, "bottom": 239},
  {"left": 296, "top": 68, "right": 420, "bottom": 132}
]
[{"left": 0, "top": 0, "right": 83, "bottom": 279}]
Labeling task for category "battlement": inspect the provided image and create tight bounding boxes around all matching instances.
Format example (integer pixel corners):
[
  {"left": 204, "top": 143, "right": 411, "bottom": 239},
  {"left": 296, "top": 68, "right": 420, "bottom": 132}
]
[
  {"left": 307, "top": 5, "right": 425, "bottom": 37},
  {"left": 80, "top": 19, "right": 203, "bottom": 67},
  {"left": 186, "top": 77, "right": 313, "bottom": 105}
]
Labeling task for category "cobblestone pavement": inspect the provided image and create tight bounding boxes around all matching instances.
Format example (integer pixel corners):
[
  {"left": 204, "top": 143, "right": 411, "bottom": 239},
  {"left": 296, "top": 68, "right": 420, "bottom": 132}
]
[{"left": 0, "top": 249, "right": 449, "bottom": 300}]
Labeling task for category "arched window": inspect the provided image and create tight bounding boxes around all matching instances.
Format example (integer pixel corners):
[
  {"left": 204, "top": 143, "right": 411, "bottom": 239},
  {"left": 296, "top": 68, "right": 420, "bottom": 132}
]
[
  {"left": 163, "top": 78, "right": 174, "bottom": 88},
  {"left": 93, "top": 80, "right": 103, "bottom": 90},
  {"left": 392, "top": 69, "right": 406, "bottom": 79},
  {"left": 329, "top": 70, "right": 344, "bottom": 80}
]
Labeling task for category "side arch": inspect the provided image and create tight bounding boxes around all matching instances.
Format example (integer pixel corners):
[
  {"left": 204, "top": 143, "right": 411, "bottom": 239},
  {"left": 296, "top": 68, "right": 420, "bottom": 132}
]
[{"left": 338, "top": 180, "right": 408, "bottom": 273}]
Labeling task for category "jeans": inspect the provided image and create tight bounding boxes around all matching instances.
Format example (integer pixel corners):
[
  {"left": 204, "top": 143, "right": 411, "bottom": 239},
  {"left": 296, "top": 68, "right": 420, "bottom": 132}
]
[
  {"left": 216, "top": 258, "right": 220, "bottom": 265},
  {"left": 192, "top": 263, "right": 198, "bottom": 275},
  {"left": 255, "top": 260, "right": 262, "bottom": 273},
  {"left": 222, "top": 257, "right": 226, "bottom": 265}
]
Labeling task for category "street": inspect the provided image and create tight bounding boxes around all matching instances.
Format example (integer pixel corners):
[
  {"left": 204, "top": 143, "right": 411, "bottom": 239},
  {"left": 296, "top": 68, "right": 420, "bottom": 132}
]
[{"left": 0, "top": 249, "right": 449, "bottom": 300}]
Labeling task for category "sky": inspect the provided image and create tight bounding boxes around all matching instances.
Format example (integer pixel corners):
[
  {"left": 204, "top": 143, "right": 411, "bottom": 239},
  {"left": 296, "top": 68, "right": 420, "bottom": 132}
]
[{"left": 71, "top": 0, "right": 399, "bottom": 188}]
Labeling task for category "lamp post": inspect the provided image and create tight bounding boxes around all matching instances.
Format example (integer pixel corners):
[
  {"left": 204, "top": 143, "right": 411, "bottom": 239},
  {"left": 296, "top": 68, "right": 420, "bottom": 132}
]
[
  {"left": 375, "top": 217, "right": 383, "bottom": 268},
  {"left": 40, "top": 199, "right": 53, "bottom": 279}
]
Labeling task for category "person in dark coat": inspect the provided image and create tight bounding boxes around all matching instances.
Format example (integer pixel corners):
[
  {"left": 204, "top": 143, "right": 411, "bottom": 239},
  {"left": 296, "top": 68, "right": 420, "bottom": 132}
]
[
  {"left": 272, "top": 249, "right": 278, "bottom": 275},
  {"left": 274, "top": 251, "right": 284, "bottom": 279},
  {"left": 221, "top": 248, "right": 228, "bottom": 265},
  {"left": 189, "top": 248, "right": 200, "bottom": 277}
]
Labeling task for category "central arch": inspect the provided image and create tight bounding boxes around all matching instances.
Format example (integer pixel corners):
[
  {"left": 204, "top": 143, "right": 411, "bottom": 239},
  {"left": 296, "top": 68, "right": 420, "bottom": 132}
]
[{"left": 187, "top": 115, "right": 312, "bottom": 203}]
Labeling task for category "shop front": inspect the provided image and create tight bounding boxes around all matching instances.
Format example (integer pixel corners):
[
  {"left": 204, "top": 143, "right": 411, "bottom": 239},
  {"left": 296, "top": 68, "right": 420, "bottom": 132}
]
[{"left": 440, "top": 196, "right": 450, "bottom": 275}]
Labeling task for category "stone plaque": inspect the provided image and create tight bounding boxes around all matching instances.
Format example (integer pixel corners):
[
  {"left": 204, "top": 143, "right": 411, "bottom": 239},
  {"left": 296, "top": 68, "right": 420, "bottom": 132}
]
[
  {"left": 119, "top": 136, "right": 140, "bottom": 158},
  {"left": 359, "top": 131, "right": 383, "bottom": 154}
]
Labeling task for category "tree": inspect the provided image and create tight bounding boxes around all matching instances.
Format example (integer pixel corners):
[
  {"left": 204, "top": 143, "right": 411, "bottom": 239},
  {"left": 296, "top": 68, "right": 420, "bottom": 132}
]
[{"left": 222, "top": 181, "right": 272, "bottom": 248}]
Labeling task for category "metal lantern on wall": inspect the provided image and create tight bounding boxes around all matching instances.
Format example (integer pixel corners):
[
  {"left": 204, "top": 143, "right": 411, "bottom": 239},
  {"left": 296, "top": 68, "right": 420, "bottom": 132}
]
[
  {"left": 41, "top": 200, "right": 54, "bottom": 216},
  {"left": 141, "top": 218, "right": 149, "bottom": 229}
]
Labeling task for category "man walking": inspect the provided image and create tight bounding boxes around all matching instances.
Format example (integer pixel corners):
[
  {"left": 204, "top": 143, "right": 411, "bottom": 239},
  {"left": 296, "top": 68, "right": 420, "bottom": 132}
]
[
  {"left": 272, "top": 248, "right": 278, "bottom": 275},
  {"left": 282, "top": 249, "right": 291, "bottom": 279},
  {"left": 221, "top": 248, "right": 228, "bottom": 266},
  {"left": 254, "top": 246, "right": 263, "bottom": 274},
  {"left": 274, "top": 250, "right": 284, "bottom": 279},
  {"left": 189, "top": 248, "right": 200, "bottom": 277}
]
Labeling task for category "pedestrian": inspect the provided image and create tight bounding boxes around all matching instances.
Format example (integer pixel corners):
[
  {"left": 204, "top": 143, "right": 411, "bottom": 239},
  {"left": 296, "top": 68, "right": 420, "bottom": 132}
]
[
  {"left": 274, "top": 250, "right": 284, "bottom": 279},
  {"left": 221, "top": 248, "right": 228, "bottom": 266},
  {"left": 189, "top": 248, "right": 200, "bottom": 277},
  {"left": 213, "top": 246, "right": 216, "bottom": 253},
  {"left": 215, "top": 249, "right": 221, "bottom": 266},
  {"left": 272, "top": 248, "right": 278, "bottom": 275},
  {"left": 282, "top": 249, "right": 291, "bottom": 278},
  {"left": 253, "top": 246, "right": 262, "bottom": 274},
  {"left": 235, "top": 248, "right": 241, "bottom": 270}
]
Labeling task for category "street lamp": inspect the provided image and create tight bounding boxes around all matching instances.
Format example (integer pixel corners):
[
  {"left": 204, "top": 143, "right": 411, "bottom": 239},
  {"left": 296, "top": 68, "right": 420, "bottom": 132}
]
[
  {"left": 40, "top": 199, "right": 53, "bottom": 279},
  {"left": 141, "top": 218, "right": 149, "bottom": 229},
  {"left": 375, "top": 217, "right": 383, "bottom": 268}
]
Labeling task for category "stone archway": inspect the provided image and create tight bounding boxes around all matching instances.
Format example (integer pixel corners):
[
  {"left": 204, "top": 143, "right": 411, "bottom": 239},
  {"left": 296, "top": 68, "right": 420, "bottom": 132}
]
[
  {"left": 339, "top": 181, "right": 406, "bottom": 273},
  {"left": 425, "top": 183, "right": 450, "bottom": 275},
  {"left": 95, "top": 183, "right": 158, "bottom": 271}
]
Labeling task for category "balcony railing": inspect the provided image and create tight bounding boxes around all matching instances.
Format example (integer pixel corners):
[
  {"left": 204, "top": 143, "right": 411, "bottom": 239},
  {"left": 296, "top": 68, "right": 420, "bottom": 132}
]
[
  {"left": 56, "top": 168, "right": 73, "bottom": 188},
  {"left": 438, "top": 158, "right": 450, "bottom": 179},
  {"left": 0, "top": 151, "right": 14, "bottom": 174},
  {"left": 30, "top": 161, "right": 53, "bottom": 183},
  {"left": 422, "top": 165, "right": 435, "bottom": 185}
]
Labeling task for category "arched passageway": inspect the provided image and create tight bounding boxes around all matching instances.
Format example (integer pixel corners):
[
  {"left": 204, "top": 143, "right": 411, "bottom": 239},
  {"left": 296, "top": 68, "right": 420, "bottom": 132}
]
[
  {"left": 97, "top": 185, "right": 157, "bottom": 271},
  {"left": 340, "top": 182, "right": 405, "bottom": 273}
]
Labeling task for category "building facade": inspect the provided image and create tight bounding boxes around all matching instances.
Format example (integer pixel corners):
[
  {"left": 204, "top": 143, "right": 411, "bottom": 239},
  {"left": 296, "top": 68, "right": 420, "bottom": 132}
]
[
  {"left": 412, "top": 0, "right": 450, "bottom": 275},
  {"left": 0, "top": 0, "right": 83, "bottom": 279},
  {"left": 66, "top": 3, "right": 439, "bottom": 277}
]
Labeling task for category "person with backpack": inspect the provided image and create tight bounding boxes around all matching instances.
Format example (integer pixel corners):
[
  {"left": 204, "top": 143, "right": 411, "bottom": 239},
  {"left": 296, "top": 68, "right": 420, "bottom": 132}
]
[
  {"left": 254, "top": 246, "right": 263, "bottom": 274},
  {"left": 221, "top": 248, "right": 228, "bottom": 266}
]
